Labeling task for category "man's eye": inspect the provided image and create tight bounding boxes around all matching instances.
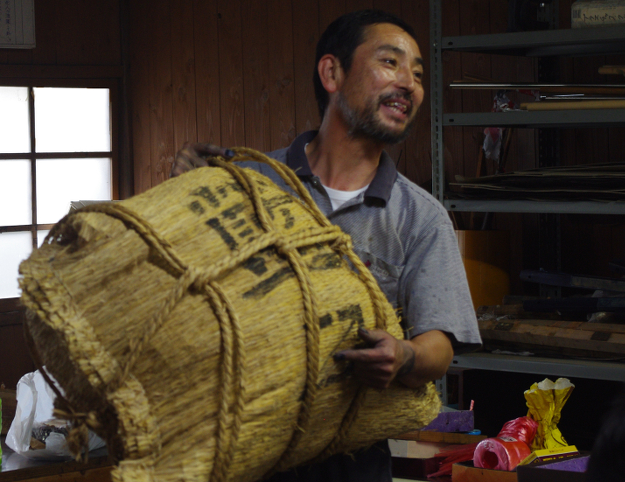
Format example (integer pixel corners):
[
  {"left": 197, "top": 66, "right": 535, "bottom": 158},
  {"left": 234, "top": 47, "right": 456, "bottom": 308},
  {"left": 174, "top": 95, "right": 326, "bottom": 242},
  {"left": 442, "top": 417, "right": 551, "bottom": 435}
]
[
  {"left": 414, "top": 71, "right": 423, "bottom": 80},
  {"left": 383, "top": 58, "right": 397, "bottom": 66}
]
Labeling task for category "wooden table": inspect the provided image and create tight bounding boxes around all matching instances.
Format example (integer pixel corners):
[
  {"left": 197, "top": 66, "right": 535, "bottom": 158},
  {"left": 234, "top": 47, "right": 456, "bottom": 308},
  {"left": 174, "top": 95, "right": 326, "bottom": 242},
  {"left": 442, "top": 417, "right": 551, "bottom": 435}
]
[{"left": 1, "top": 437, "right": 112, "bottom": 482}]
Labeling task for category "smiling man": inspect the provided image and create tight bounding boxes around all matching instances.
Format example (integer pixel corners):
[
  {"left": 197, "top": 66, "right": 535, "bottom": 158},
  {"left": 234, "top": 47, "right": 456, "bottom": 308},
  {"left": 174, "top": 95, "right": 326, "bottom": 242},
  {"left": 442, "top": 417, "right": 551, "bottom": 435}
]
[{"left": 171, "top": 9, "right": 481, "bottom": 482}]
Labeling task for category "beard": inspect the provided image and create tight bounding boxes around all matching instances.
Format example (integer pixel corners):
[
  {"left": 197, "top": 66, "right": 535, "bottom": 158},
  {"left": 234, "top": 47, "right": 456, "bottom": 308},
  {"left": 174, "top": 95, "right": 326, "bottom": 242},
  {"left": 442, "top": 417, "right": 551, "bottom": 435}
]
[{"left": 337, "top": 91, "right": 418, "bottom": 145}]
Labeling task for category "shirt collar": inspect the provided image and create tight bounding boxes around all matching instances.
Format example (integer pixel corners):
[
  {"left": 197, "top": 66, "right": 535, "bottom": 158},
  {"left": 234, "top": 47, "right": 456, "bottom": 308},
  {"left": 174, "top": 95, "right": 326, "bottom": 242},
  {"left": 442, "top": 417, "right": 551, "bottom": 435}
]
[{"left": 286, "top": 130, "right": 397, "bottom": 204}]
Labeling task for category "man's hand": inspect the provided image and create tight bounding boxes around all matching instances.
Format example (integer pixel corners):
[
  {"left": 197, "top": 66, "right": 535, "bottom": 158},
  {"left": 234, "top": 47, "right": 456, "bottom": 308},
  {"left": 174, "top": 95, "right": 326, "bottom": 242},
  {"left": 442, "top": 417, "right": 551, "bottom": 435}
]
[
  {"left": 333, "top": 327, "right": 415, "bottom": 390},
  {"left": 333, "top": 328, "right": 453, "bottom": 390},
  {"left": 170, "top": 142, "right": 235, "bottom": 178}
]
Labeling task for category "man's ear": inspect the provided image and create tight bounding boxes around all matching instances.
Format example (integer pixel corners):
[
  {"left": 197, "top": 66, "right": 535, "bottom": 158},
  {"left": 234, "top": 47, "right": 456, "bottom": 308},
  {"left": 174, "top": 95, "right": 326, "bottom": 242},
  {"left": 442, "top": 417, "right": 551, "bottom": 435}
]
[{"left": 317, "top": 54, "right": 343, "bottom": 94}]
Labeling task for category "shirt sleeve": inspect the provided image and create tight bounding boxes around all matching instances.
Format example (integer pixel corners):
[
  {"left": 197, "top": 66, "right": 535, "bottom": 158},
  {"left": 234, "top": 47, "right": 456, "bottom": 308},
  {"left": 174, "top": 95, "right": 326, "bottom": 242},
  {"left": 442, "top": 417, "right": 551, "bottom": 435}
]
[{"left": 397, "top": 221, "right": 482, "bottom": 354}]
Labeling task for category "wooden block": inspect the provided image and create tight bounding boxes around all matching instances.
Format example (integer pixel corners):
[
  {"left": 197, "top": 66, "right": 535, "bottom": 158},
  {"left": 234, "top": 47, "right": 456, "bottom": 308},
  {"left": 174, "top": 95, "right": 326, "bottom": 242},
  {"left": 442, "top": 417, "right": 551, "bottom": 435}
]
[
  {"left": 599, "top": 66, "right": 625, "bottom": 76},
  {"left": 521, "top": 100, "right": 625, "bottom": 111},
  {"left": 397, "top": 430, "right": 487, "bottom": 445},
  {"left": 478, "top": 318, "right": 625, "bottom": 358}
]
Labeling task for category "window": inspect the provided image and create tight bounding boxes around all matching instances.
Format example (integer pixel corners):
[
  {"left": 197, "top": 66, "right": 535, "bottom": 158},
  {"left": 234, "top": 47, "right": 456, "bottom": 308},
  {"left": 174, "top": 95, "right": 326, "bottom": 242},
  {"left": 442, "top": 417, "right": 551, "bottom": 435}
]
[{"left": 0, "top": 84, "right": 116, "bottom": 299}]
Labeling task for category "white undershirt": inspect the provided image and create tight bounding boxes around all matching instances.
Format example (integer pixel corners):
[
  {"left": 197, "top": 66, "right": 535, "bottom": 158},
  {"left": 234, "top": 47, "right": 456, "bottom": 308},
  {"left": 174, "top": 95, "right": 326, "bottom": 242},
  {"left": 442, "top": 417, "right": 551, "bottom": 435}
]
[
  {"left": 322, "top": 183, "right": 369, "bottom": 210},
  {"left": 304, "top": 144, "right": 369, "bottom": 210}
]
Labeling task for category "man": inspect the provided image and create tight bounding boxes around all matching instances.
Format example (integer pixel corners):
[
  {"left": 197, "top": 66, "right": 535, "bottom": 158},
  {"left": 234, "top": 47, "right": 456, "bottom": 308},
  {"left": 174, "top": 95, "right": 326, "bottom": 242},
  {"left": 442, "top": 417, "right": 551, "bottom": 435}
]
[{"left": 171, "top": 9, "right": 481, "bottom": 481}]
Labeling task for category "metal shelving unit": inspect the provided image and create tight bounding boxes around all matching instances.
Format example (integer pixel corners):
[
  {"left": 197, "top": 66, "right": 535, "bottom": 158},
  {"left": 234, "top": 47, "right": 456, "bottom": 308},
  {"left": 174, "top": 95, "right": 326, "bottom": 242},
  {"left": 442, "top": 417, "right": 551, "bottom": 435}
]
[
  {"left": 445, "top": 199, "right": 625, "bottom": 215},
  {"left": 451, "top": 353, "right": 625, "bottom": 382},
  {"left": 429, "top": 0, "right": 625, "bottom": 213},
  {"left": 441, "top": 24, "right": 625, "bottom": 57},
  {"left": 444, "top": 109, "right": 625, "bottom": 128},
  {"left": 429, "top": 0, "right": 625, "bottom": 391}
]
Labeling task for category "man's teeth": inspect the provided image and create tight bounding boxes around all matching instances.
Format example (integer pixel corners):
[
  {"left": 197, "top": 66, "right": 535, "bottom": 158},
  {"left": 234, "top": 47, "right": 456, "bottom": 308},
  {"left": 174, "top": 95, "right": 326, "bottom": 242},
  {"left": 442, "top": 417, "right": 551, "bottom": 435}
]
[{"left": 386, "top": 101, "right": 407, "bottom": 113}]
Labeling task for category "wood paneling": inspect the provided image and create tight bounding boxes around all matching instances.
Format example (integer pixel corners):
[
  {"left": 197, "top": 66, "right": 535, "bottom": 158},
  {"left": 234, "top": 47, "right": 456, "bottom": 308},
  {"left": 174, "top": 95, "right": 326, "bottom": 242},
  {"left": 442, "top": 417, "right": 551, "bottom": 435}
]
[
  {"left": 0, "top": 0, "right": 121, "bottom": 67},
  {"left": 242, "top": 0, "right": 271, "bottom": 152},
  {"left": 401, "top": 0, "right": 431, "bottom": 188},
  {"left": 149, "top": 0, "right": 175, "bottom": 187},
  {"left": 129, "top": 0, "right": 152, "bottom": 195},
  {"left": 127, "top": 0, "right": 440, "bottom": 189},
  {"left": 267, "top": 0, "right": 296, "bottom": 151},
  {"left": 292, "top": 0, "right": 320, "bottom": 134},
  {"left": 217, "top": 0, "right": 245, "bottom": 148},
  {"left": 193, "top": 0, "right": 222, "bottom": 145},
  {"left": 54, "top": 1, "right": 121, "bottom": 66},
  {"left": 171, "top": 0, "right": 198, "bottom": 151}
]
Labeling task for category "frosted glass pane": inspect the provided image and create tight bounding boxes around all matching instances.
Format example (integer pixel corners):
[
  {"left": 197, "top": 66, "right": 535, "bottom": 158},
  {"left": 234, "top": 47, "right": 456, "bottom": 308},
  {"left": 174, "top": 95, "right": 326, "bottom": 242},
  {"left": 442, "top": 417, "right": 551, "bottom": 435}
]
[
  {"left": 0, "top": 231, "right": 32, "bottom": 299},
  {"left": 34, "top": 88, "right": 111, "bottom": 152},
  {"left": 37, "top": 230, "right": 50, "bottom": 247},
  {"left": 36, "top": 158, "right": 112, "bottom": 224},
  {"left": 0, "top": 160, "right": 32, "bottom": 226},
  {"left": 0, "top": 87, "right": 30, "bottom": 153}
]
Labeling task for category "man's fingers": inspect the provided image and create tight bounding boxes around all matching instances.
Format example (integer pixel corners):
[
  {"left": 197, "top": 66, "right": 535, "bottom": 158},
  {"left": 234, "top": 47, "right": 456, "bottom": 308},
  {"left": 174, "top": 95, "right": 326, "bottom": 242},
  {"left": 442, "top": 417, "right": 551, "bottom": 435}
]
[
  {"left": 356, "top": 327, "right": 388, "bottom": 345},
  {"left": 170, "top": 142, "right": 234, "bottom": 178},
  {"left": 191, "top": 143, "right": 235, "bottom": 159},
  {"left": 333, "top": 347, "right": 382, "bottom": 363},
  {"left": 332, "top": 328, "right": 394, "bottom": 361},
  {"left": 179, "top": 148, "right": 209, "bottom": 168}
]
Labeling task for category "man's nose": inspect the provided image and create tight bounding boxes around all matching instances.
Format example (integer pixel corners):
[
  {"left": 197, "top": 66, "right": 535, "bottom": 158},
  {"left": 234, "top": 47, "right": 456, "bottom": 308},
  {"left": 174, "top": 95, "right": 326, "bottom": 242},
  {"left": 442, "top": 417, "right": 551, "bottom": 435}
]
[{"left": 395, "top": 65, "right": 416, "bottom": 93}]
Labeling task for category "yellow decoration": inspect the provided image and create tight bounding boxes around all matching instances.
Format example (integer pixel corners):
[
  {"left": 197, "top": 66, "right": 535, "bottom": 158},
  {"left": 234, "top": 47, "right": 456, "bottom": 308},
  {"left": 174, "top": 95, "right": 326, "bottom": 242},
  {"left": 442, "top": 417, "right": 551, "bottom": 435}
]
[{"left": 524, "top": 378, "right": 574, "bottom": 451}]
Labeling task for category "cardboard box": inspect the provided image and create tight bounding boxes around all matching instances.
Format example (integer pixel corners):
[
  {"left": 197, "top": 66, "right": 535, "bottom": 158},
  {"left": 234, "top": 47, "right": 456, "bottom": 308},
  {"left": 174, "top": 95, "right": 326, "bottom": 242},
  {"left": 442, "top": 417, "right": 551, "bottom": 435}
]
[
  {"left": 456, "top": 230, "right": 510, "bottom": 310},
  {"left": 452, "top": 461, "right": 517, "bottom": 482},
  {"left": 572, "top": 0, "right": 625, "bottom": 28},
  {"left": 517, "top": 454, "right": 589, "bottom": 482},
  {"left": 518, "top": 445, "right": 579, "bottom": 465}
]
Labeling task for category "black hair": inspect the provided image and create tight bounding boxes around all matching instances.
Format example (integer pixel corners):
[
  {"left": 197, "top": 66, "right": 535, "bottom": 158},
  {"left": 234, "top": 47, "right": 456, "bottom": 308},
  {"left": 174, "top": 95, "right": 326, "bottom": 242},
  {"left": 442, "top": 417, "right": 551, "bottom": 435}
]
[{"left": 313, "top": 9, "right": 418, "bottom": 120}]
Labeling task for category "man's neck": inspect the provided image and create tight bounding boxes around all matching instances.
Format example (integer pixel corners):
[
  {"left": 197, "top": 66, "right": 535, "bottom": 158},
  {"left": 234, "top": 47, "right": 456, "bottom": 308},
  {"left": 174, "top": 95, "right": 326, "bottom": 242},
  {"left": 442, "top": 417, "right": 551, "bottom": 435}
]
[{"left": 305, "top": 115, "right": 385, "bottom": 191}]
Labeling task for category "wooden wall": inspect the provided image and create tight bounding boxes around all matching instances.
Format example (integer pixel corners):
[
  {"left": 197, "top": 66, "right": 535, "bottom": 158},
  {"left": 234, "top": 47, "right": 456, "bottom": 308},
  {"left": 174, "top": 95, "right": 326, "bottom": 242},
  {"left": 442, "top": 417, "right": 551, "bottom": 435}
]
[
  {"left": 0, "top": 1, "right": 121, "bottom": 67},
  {"left": 128, "top": 0, "right": 435, "bottom": 194}
]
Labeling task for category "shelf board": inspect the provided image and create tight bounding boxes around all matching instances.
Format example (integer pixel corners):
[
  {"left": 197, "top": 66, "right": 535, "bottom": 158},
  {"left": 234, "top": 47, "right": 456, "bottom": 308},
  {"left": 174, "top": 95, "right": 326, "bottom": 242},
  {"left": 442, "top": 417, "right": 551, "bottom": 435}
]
[
  {"left": 451, "top": 353, "right": 625, "bottom": 382},
  {"left": 443, "top": 109, "right": 625, "bottom": 128},
  {"left": 441, "top": 25, "right": 625, "bottom": 56},
  {"left": 444, "top": 199, "right": 625, "bottom": 214}
]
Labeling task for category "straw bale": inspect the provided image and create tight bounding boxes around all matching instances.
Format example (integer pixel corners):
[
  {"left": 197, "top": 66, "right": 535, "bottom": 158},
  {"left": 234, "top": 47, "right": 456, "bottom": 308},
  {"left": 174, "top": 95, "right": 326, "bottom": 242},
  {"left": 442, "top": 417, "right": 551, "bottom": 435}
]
[{"left": 19, "top": 149, "right": 441, "bottom": 482}]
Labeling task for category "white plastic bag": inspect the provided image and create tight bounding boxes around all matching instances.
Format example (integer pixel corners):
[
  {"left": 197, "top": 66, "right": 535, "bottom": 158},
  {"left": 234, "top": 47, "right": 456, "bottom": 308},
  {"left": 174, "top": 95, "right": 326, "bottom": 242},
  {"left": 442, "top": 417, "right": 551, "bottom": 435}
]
[{"left": 6, "top": 368, "right": 106, "bottom": 459}]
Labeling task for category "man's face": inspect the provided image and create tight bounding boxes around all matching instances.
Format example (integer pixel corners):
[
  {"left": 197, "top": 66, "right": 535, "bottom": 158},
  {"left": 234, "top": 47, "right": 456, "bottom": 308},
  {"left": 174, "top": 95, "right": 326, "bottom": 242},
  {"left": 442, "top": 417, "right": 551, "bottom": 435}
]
[{"left": 335, "top": 23, "right": 425, "bottom": 145}]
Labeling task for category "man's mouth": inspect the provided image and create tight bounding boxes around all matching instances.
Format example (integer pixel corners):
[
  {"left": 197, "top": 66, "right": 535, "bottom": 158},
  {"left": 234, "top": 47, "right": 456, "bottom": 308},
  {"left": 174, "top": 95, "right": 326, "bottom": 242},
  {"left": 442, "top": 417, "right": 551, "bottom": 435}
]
[{"left": 380, "top": 95, "right": 412, "bottom": 117}]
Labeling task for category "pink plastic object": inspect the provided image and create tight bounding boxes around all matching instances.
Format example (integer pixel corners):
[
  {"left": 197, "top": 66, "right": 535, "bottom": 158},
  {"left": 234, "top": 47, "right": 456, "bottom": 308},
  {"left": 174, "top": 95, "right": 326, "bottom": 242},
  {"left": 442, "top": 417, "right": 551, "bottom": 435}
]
[
  {"left": 473, "top": 437, "right": 531, "bottom": 470},
  {"left": 498, "top": 416, "right": 538, "bottom": 445},
  {"left": 473, "top": 416, "right": 538, "bottom": 471}
]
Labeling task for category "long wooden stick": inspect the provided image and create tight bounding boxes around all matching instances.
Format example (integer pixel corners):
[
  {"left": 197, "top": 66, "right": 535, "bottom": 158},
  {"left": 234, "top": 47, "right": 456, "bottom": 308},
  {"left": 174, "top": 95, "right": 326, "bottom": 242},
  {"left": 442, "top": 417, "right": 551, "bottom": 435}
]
[
  {"left": 451, "top": 82, "right": 625, "bottom": 95},
  {"left": 599, "top": 65, "right": 625, "bottom": 76},
  {"left": 521, "top": 100, "right": 625, "bottom": 111}
]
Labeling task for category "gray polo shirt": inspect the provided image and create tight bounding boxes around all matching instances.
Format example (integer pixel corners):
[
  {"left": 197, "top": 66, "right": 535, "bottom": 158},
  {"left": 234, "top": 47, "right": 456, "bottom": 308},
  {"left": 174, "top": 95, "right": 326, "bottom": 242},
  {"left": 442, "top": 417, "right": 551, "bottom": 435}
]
[{"left": 240, "top": 130, "right": 481, "bottom": 353}]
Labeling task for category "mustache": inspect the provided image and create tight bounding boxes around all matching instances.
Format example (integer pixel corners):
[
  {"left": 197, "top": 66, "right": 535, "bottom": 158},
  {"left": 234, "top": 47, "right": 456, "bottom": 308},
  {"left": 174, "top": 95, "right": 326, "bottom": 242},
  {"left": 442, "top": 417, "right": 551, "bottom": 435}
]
[{"left": 378, "top": 92, "right": 414, "bottom": 114}]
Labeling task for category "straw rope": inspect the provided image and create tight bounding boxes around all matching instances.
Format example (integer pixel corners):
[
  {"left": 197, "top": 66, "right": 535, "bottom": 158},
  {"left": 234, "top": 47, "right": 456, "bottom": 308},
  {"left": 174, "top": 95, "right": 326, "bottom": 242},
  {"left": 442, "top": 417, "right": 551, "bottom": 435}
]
[{"left": 28, "top": 148, "right": 399, "bottom": 480}]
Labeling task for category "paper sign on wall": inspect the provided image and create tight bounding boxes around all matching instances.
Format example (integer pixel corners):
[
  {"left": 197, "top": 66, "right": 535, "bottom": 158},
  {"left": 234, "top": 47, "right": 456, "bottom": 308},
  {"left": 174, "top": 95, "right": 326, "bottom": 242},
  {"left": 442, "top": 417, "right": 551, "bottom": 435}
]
[{"left": 0, "top": 0, "right": 35, "bottom": 49}]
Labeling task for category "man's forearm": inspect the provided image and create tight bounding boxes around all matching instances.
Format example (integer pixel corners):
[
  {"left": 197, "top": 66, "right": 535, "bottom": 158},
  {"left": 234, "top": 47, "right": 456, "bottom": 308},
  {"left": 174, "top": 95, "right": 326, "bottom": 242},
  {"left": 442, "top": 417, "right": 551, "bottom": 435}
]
[{"left": 396, "top": 330, "right": 454, "bottom": 388}]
